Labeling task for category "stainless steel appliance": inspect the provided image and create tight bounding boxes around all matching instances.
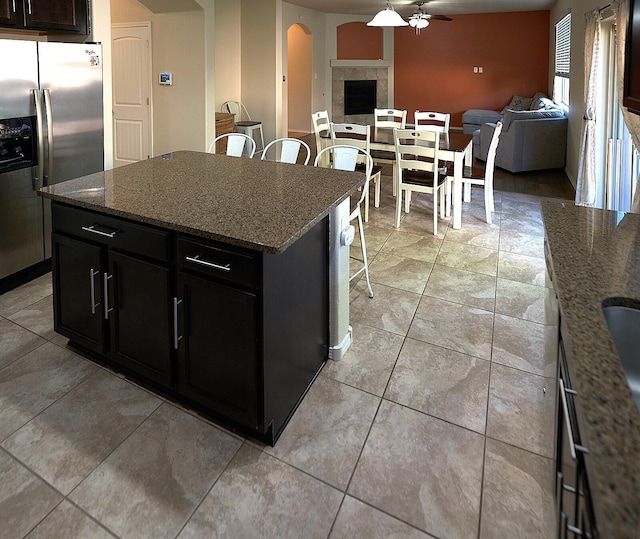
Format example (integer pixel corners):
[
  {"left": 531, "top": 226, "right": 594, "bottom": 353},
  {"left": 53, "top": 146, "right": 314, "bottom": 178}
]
[{"left": 0, "top": 39, "right": 103, "bottom": 291}]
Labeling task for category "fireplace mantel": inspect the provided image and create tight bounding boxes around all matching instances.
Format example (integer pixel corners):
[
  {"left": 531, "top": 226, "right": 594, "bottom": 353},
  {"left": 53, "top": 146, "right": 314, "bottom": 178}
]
[{"left": 330, "top": 59, "right": 391, "bottom": 68}]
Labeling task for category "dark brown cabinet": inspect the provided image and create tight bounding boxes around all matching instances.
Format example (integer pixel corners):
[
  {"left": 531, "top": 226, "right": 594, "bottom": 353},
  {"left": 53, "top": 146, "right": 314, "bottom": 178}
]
[
  {"left": 51, "top": 203, "right": 173, "bottom": 386},
  {"left": 0, "top": 0, "right": 88, "bottom": 34},
  {"left": 50, "top": 201, "right": 329, "bottom": 445}
]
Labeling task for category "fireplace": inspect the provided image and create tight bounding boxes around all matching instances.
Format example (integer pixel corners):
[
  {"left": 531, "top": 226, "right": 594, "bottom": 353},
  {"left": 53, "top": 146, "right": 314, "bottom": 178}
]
[{"left": 344, "top": 80, "right": 377, "bottom": 115}]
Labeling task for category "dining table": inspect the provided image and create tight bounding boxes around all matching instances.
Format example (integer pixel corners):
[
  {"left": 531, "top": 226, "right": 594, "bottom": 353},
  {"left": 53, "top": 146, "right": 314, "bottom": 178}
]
[{"left": 371, "top": 127, "right": 473, "bottom": 229}]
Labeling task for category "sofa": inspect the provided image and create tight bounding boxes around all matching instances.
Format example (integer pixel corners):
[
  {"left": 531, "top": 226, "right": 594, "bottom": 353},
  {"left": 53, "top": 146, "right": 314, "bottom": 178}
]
[{"left": 465, "top": 93, "right": 568, "bottom": 173}]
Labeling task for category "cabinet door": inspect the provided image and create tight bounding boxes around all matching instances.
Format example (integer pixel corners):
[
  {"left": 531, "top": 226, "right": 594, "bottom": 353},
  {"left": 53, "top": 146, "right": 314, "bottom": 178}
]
[
  {"left": 109, "top": 251, "right": 173, "bottom": 387},
  {"left": 23, "top": 0, "right": 87, "bottom": 34},
  {"left": 0, "top": 0, "right": 21, "bottom": 26},
  {"left": 177, "top": 272, "right": 259, "bottom": 429},
  {"left": 52, "top": 232, "right": 106, "bottom": 353}
]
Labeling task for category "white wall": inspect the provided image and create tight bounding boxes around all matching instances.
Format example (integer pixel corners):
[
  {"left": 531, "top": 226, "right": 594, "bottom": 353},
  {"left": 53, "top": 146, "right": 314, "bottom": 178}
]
[{"left": 215, "top": 0, "right": 241, "bottom": 111}]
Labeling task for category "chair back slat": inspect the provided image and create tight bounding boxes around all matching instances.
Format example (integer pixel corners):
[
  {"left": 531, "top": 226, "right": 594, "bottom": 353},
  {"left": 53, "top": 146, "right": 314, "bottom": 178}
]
[
  {"left": 261, "top": 137, "right": 311, "bottom": 165},
  {"left": 414, "top": 111, "right": 450, "bottom": 133},
  {"left": 394, "top": 129, "right": 440, "bottom": 176},
  {"left": 374, "top": 108, "right": 407, "bottom": 129}
]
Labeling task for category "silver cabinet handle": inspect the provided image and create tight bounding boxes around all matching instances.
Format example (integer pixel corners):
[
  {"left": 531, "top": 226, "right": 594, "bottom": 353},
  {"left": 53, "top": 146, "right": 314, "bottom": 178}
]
[
  {"left": 103, "top": 273, "right": 113, "bottom": 320},
  {"left": 559, "top": 378, "right": 588, "bottom": 461},
  {"left": 27, "top": 0, "right": 32, "bottom": 15},
  {"left": 89, "top": 269, "right": 100, "bottom": 314},
  {"left": 12, "top": 0, "right": 16, "bottom": 13},
  {"left": 185, "top": 254, "right": 231, "bottom": 272},
  {"left": 173, "top": 298, "right": 183, "bottom": 349},
  {"left": 81, "top": 225, "right": 118, "bottom": 238},
  {"left": 43, "top": 89, "right": 53, "bottom": 185}
]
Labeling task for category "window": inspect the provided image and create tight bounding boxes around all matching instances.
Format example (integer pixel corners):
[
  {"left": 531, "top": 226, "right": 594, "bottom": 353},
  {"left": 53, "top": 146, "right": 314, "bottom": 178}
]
[{"left": 554, "top": 12, "right": 571, "bottom": 110}]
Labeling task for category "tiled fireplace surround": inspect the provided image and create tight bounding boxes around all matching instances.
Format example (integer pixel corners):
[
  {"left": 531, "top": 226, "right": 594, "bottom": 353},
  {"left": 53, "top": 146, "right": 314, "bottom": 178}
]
[{"left": 331, "top": 62, "right": 390, "bottom": 124}]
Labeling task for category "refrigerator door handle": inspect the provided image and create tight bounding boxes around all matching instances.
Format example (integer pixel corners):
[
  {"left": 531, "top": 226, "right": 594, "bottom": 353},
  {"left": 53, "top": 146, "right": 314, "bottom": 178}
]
[
  {"left": 43, "top": 89, "right": 54, "bottom": 186},
  {"left": 33, "top": 89, "right": 45, "bottom": 190}
]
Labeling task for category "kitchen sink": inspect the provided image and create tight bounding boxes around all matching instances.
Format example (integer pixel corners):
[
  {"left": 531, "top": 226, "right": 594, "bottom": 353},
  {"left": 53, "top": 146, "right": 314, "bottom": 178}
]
[{"left": 602, "top": 303, "right": 640, "bottom": 412}]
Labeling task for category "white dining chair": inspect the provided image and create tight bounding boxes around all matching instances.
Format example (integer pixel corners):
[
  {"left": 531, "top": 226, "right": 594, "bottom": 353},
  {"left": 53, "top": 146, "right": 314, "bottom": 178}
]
[
  {"left": 314, "top": 144, "right": 374, "bottom": 298},
  {"left": 208, "top": 132, "right": 256, "bottom": 158},
  {"left": 446, "top": 121, "right": 503, "bottom": 225},
  {"left": 394, "top": 128, "right": 448, "bottom": 235},
  {"left": 221, "top": 100, "right": 265, "bottom": 155},
  {"left": 261, "top": 137, "right": 311, "bottom": 165},
  {"left": 330, "top": 122, "right": 383, "bottom": 222},
  {"left": 312, "top": 110, "right": 331, "bottom": 166},
  {"left": 372, "top": 108, "right": 407, "bottom": 196},
  {"left": 414, "top": 111, "right": 451, "bottom": 133}
]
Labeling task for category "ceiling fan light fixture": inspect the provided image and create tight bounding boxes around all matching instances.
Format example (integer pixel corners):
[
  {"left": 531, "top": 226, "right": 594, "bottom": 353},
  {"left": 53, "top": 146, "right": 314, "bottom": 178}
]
[{"left": 367, "top": 1, "right": 409, "bottom": 27}]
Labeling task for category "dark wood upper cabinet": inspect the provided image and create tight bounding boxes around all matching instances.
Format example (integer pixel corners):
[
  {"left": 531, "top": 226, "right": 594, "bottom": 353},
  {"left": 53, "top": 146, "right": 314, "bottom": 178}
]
[
  {"left": 0, "top": 0, "right": 88, "bottom": 34},
  {"left": 624, "top": 0, "right": 640, "bottom": 114}
]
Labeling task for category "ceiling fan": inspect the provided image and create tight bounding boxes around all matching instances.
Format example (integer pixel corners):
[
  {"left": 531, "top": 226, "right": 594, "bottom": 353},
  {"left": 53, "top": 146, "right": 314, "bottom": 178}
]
[{"left": 408, "top": 1, "right": 453, "bottom": 33}]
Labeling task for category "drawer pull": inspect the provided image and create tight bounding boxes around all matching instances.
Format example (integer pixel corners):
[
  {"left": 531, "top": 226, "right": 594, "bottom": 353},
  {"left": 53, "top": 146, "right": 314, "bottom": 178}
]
[
  {"left": 82, "top": 225, "right": 118, "bottom": 238},
  {"left": 173, "top": 297, "right": 183, "bottom": 350},
  {"left": 89, "top": 268, "right": 100, "bottom": 314},
  {"left": 186, "top": 254, "right": 231, "bottom": 272},
  {"left": 103, "top": 273, "right": 113, "bottom": 320},
  {"left": 559, "top": 378, "right": 588, "bottom": 461}
]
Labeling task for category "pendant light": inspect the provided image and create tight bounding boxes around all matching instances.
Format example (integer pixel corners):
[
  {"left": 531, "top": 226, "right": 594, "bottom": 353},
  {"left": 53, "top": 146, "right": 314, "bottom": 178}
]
[{"left": 367, "top": 1, "right": 408, "bottom": 27}]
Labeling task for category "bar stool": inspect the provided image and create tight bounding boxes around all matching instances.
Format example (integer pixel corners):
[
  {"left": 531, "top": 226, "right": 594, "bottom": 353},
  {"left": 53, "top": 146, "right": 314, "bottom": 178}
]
[{"left": 221, "top": 101, "right": 265, "bottom": 155}]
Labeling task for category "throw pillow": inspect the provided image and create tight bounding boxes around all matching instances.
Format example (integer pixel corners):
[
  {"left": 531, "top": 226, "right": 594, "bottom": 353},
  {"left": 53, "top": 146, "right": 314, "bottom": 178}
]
[
  {"left": 501, "top": 95, "right": 533, "bottom": 114},
  {"left": 529, "top": 92, "right": 548, "bottom": 110}
]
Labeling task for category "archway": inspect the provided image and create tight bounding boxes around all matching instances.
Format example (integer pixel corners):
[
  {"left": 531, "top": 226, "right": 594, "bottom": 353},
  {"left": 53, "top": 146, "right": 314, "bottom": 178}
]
[{"left": 287, "top": 23, "right": 312, "bottom": 136}]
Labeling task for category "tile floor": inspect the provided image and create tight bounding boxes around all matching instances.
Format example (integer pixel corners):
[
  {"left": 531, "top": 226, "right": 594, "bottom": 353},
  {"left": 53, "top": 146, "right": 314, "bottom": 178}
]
[{"left": 0, "top": 176, "right": 568, "bottom": 538}]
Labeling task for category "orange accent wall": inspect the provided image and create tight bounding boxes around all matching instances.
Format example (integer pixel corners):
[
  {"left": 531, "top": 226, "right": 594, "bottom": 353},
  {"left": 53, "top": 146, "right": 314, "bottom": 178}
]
[
  {"left": 394, "top": 11, "right": 550, "bottom": 127},
  {"left": 337, "top": 22, "right": 383, "bottom": 60}
]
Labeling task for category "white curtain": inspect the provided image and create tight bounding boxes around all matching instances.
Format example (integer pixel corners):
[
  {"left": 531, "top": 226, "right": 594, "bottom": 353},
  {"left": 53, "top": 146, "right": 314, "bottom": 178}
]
[
  {"left": 615, "top": 0, "right": 640, "bottom": 212},
  {"left": 575, "top": 9, "right": 602, "bottom": 206}
]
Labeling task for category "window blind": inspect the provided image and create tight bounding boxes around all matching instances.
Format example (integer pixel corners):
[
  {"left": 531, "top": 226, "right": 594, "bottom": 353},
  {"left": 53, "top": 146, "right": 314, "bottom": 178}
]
[{"left": 555, "top": 12, "right": 571, "bottom": 75}]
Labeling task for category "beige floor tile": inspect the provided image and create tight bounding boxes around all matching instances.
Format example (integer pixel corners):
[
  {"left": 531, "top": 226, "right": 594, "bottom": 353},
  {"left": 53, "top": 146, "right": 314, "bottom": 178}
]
[
  {"left": 3, "top": 370, "right": 162, "bottom": 494},
  {"left": 444, "top": 216, "right": 501, "bottom": 250},
  {"left": 385, "top": 339, "right": 490, "bottom": 433},
  {"left": 498, "top": 229, "right": 545, "bottom": 258},
  {"left": 70, "top": 403, "right": 241, "bottom": 539},
  {"left": 0, "top": 318, "right": 46, "bottom": 370},
  {"left": 480, "top": 438, "right": 556, "bottom": 539},
  {"left": 348, "top": 400, "right": 484, "bottom": 539},
  {"left": 492, "top": 314, "right": 558, "bottom": 377},
  {"left": 7, "top": 295, "right": 56, "bottom": 341},
  {"left": 0, "top": 448, "right": 62, "bottom": 539},
  {"left": 25, "top": 500, "right": 115, "bottom": 539},
  {"left": 424, "top": 264, "right": 496, "bottom": 311},
  {"left": 495, "top": 278, "right": 558, "bottom": 325},
  {"left": 352, "top": 223, "right": 393, "bottom": 254},
  {"left": 0, "top": 274, "right": 52, "bottom": 318},
  {"left": 369, "top": 252, "right": 433, "bottom": 294},
  {"left": 349, "top": 281, "right": 421, "bottom": 336},
  {"left": 178, "top": 444, "right": 343, "bottom": 539},
  {"left": 437, "top": 241, "right": 499, "bottom": 276},
  {"left": 0, "top": 342, "right": 98, "bottom": 442},
  {"left": 409, "top": 295, "right": 494, "bottom": 360},
  {"left": 263, "top": 376, "right": 379, "bottom": 490},
  {"left": 379, "top": 229, "right": 442, "bottom": 262},
  {"left": 322, "top": 322, "right": 403, "bottom": 396},
  {"left": 330, "top": 496, "right": 435, "bottom": 539},
  {"left": 487, "top": 363, "right": 556, "bottom": 458},
  {"left": 498, "top": 250, "right": 548, "bottom": 287}
]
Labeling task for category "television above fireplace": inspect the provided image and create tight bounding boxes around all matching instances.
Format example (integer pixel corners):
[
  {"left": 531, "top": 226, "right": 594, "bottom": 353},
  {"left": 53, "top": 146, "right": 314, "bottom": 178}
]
[{"left": 344, "top": 80, "right": 377, "bottom": 115}]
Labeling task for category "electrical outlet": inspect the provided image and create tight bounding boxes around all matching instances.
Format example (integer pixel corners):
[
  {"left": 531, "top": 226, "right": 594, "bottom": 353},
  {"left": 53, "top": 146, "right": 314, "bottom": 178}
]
[
  {"left": 479, "top": 66, "right": 484, "bottom": 73},
  {"left": 473, "top": 67, "right": 478, "bottom": 73}
]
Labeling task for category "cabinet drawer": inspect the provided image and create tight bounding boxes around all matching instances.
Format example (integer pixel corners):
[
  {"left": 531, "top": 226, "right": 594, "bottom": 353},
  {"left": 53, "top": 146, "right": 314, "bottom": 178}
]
[
  {"left": 177, "top": 237, "right": 258, "bottom": 288},
  {"left": 52, "top": 203, "right": 171, "bottom": 262}
]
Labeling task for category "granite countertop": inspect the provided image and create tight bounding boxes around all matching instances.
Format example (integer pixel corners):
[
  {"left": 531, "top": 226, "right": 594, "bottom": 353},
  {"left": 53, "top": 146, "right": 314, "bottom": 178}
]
[
  {"left": 38, "top": 150, "right": 365, "bottom": 254},
  {"left": 541, "top": 201, "right": 640, "bottom": 539}
]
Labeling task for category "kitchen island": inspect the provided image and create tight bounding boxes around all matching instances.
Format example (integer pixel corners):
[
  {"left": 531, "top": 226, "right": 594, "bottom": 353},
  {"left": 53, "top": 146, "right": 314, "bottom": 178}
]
[
  {"left": 542, "top": 201, "right": 640, "bottom": 539},
  {"left": 38, "top": 150, "right": 365, "bottom": 445}
]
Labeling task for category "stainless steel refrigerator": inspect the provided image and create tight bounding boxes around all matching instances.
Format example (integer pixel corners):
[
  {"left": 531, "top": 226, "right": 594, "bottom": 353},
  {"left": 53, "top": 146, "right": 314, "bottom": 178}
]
[{"left": 0, "top": 39, "right": 103, "bottom": 290}]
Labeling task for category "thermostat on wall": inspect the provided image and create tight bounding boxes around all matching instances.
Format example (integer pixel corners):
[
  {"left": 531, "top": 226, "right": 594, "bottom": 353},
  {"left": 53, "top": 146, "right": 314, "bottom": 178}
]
[{"left": 159, "top": 72, "right": 173, "bottom": 86}]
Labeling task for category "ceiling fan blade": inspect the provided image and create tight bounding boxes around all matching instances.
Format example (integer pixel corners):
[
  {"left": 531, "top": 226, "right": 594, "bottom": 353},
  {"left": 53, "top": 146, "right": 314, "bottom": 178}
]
[{"left": 427, "top": 14, "right": 453, "bottom": 21}]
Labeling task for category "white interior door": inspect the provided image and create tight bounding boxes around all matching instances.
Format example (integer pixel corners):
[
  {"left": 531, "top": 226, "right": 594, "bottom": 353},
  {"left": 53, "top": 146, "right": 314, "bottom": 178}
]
[{"left": 112, "top": 23, "right": 152, "bottom": 167}]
